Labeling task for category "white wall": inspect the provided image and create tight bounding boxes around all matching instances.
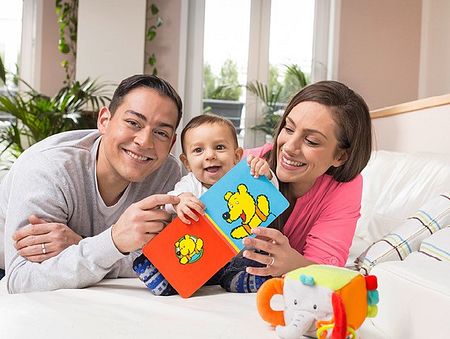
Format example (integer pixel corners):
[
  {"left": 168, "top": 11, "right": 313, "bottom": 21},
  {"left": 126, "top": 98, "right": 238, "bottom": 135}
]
[
  {"left": 372, "top": 104, "right": 450, "bottom": 155},
  {"left": 76, "top": 0, "right": 146, "bottom": 87}
]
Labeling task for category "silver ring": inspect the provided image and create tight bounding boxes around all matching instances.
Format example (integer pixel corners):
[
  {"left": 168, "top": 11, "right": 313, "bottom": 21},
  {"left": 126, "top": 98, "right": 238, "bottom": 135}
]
[
  {"left": 267, "top": 256, "right": 275, "bottom": 267},
  {"left": 41, "top": 243, "right": 46, "bottom": 254}
]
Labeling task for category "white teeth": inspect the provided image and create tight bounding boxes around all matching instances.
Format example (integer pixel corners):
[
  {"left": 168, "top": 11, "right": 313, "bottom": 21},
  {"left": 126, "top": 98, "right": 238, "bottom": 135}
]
[
  {"left": 126, "top": 150, "right": 149, "bottom": 161},
  {"left": 283, "top": 156, "right": 305, "bottom": 167}
]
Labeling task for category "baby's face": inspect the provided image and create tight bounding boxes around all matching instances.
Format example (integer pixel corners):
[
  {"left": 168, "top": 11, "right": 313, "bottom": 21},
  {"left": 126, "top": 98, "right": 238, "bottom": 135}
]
[{"left": 181, "top": 123, "right": 243, "bottom": 188}]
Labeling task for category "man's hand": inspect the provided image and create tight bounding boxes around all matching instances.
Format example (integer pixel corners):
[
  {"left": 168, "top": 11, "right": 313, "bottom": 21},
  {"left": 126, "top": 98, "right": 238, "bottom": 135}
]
[
  {"left": 112, "top": 194, "right": 180, "bottom": 253},
  {"left": 13, "top": 215, "right": 83, "bottom": 263},
  {"left": 174, "top": 192, "right": 205, "bottom": 224}
]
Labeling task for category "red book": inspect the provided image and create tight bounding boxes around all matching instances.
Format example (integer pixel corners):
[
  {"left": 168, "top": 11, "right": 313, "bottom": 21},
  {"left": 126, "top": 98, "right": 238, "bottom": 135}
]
[{"left": 143, "top": 214, "right": 237, "bottom": 298}]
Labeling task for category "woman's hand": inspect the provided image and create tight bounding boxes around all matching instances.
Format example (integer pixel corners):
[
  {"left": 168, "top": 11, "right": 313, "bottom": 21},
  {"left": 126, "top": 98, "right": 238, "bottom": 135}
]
[
  {"left": 242, "top": 227, "right": 314, "bottom": 277},
  {"left": 12, "top": 215, "right": 83, "bottom": 263}
]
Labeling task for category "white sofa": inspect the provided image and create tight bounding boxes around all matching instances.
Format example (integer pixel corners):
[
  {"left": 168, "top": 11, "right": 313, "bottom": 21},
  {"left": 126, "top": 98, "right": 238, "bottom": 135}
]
[{"left": 349, "top": 151, "right": 450, "bottom": 339}]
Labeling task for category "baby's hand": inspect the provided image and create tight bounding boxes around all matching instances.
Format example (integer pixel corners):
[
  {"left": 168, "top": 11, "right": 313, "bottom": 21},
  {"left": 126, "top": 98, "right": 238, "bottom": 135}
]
[
  {"left": 174, "top": 192, "right": 205, "bottom": 224},
  {"left": 247, "top": 154, "right": 272, "bottom": 179}
]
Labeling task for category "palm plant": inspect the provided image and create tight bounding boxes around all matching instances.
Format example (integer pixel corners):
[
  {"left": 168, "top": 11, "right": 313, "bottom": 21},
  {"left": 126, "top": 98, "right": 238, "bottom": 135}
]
[
  {"left": 0, "top": 77, "right": 111, "bottom": 159},
  {"left": 247, "top": 64, "right": 309, "bottom": 135},
  {"left": 0, "top": 55, "right": 5, "bottom": 84}
]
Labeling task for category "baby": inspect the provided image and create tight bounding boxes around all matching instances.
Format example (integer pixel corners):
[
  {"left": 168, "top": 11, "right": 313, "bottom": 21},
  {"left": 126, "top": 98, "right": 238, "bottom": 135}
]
[{"left": 133, "top": 114, "right": 277, "bottom": 295}]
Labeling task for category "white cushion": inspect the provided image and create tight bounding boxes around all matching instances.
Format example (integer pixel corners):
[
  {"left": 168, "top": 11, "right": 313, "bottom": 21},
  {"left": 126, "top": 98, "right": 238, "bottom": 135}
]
[
  {"left": 420, "top": 227, "right": 450, "bottom": 262},
  {"left": 354, "top": 193, "right": 450, "bottom": 273},
  {"left": 348, "top": 151, "right": 450, "bottom": 264}
]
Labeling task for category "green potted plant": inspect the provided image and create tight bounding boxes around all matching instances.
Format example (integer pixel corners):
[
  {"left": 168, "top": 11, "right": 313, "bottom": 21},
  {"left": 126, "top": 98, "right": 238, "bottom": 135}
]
[
  {"left": 248, "top": 64, "right": 309, "bottom": 136},
  {"left": 0, "top": 55, "right": 5, "bottom": 85},
  {"left": 0, "top": 76, "right": 110, "bottom": 161},
  {"left": 203, "top": 58, "right": 244, "bottom": 132}
]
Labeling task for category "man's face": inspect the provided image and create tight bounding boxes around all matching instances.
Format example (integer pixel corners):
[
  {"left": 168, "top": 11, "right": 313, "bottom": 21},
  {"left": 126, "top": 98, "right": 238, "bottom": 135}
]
[{"left": 97, "top": 87, "right": 178, "bottom": 189}]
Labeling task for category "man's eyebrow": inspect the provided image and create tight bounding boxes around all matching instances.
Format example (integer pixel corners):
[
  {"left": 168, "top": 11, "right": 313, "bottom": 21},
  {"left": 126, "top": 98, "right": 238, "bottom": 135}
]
[
  {"left": 286, "top": 117, "right": 328, "bottom": 139},
  {"left": 124, "top": 110, "right": 175, "bottom": 130},
  {"left": 125, "top": 110, "right": 147, "bottom": 122}
]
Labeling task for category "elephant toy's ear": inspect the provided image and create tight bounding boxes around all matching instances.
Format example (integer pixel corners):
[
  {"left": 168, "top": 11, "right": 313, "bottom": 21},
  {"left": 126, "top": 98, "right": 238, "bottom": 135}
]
[
  {"left": 331, "top": 293, "right": 347, "bottom": 339},
  {"left": 256, "top": 278, "right": 285, "bottom": 327}
]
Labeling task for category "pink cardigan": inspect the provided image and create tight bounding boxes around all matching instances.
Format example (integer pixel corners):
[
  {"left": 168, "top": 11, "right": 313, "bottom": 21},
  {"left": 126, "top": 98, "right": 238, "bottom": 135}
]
[{"left": 244, "top": 145, "right": 362, "bottom": 266}]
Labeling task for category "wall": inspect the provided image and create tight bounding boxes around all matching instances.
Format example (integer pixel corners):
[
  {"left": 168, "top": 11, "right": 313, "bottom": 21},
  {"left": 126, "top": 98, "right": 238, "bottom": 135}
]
[
  {"left": 144, "top": 0, "right": 182, "bottom": 89},
  {"left": 39, "top": 0, "right": 68, "bottom": 96},
  {"left": 372, "top": 103, "right": 450, "bottom": 154},
  {"left": 418, "top": 0, "right": 450, "bottom": 98},
  {"left": 336, "top": 0, "right": 422, "bottom": 110},
  {"left": 76, "top": 0, "right": 146, "bottom": 87}
]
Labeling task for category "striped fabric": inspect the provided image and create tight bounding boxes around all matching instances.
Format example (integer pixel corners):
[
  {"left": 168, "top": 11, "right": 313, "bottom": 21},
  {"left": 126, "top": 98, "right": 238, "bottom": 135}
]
[
  {"left": 420, "top": 227, "right": 450, "bottom": 262},
  {"left": 356, "top": 192, "right": 450, "bottom": 274}
]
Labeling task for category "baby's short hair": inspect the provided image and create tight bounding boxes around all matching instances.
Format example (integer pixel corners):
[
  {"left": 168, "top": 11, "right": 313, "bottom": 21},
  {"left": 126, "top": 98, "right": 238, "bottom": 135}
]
[{"left": 180, "top": 114, "right": 238, "bottom": 154}]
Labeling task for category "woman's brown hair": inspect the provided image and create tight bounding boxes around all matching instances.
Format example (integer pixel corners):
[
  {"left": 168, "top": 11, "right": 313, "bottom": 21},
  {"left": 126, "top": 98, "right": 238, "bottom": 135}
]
[{"left": 267, "top": 81, "right": 372, "bottom": 231}]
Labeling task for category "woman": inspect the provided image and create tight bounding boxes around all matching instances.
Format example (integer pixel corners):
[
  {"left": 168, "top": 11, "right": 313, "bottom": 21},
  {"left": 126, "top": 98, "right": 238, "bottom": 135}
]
[
  {"left": 11, "top": 81, "right": 372, "bottom": 282},
  {"left": 242, "top": 80, "right": 372, "bottom": 277}
]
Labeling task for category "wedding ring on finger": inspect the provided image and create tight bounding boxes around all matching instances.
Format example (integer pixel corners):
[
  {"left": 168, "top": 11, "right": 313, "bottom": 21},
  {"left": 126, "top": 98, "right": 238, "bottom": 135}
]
[
  {"left": 267, "top": 256, "right": 275, "bottom": 267},
  {"left": 41, "top": 243, "right": 46, "bottom": 255}
]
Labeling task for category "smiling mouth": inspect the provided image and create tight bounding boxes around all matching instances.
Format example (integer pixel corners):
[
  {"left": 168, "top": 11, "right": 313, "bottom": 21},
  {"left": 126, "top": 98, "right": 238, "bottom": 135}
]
[
  {"left": 125, "top": 149, "right": 151, "bottom": 161},
  {"left": 282, "top": 156, "right": 306, "bottom": 167},
  {"left": 205, "top": 166, "right": 221, "bottom": 173}
]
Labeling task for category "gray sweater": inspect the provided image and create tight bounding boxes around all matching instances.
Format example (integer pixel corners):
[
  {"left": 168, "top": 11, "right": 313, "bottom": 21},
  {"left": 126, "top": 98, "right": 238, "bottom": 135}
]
[{"left": 0, "top": 130, "right": 181, "bottom": 293}]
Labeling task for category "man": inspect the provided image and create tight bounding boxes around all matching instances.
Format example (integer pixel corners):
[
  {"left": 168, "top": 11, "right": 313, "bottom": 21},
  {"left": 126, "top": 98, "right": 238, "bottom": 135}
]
[{"left": 0, "top": 74, "right": 182, "bottom": 293}]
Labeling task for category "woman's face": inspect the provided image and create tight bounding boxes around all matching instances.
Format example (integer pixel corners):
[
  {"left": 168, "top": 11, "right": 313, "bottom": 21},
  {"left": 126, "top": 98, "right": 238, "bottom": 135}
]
[{"left": 276, "top": 101, "right": 347, "bottom": 197}]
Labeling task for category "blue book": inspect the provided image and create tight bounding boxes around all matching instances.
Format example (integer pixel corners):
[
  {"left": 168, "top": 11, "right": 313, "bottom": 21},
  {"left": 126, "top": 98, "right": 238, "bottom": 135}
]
[{"left": 200, "top": 158, "right": 289, "bottom": 252}]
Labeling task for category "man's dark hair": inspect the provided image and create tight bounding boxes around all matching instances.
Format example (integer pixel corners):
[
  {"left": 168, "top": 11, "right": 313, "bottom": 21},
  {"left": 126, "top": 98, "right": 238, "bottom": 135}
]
[{"left": 109, "top": 74, "right": 183, "bottom": 128}]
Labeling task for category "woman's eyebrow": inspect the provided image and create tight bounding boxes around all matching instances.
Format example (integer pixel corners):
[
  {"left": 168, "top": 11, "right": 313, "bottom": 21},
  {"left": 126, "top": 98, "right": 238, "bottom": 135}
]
[
  {"left": 286, "top": 117, "right": 328, "bottom": 139},
  {"left": 304, "top": 128, "right": 328, "bottom": 140}
]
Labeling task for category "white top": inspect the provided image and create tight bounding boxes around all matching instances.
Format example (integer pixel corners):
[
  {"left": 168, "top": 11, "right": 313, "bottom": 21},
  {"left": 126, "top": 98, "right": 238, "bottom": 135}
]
[{"left": 166, "top": 169, "right": 279, "bottom": 213}]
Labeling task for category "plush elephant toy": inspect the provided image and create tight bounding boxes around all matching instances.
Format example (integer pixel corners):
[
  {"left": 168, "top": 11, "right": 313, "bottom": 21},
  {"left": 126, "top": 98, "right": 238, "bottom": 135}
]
[{"left": 256, "top": 265, "right": 379, "bottom": 339}]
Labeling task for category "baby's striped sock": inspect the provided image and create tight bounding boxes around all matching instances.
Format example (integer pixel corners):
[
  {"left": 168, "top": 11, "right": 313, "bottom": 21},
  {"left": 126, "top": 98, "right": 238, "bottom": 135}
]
[{"left": 133, "top": 254, "right": 177, "bottom": 296}]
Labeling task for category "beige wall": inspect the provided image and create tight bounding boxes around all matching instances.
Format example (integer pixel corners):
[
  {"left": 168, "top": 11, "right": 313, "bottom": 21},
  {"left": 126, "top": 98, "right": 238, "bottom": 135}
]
[
  {"left": 337, "top": 0, "right": 422, "bottom": 110},
  {"left": 419, "top": 0, "right": 450, "bottom": 98},
  {"left": 76, "top": 0, "right": 146, "bottom": 87},
  {"left": 38, "top": 0, "right": 67, "bottom": 96},
  {"left": 144, "top": 0, "right": 182, "bottom": 89}
]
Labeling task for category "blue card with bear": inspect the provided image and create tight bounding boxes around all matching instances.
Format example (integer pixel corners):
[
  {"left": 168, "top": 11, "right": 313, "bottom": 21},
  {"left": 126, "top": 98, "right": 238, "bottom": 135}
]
[{"left": 200, "top": 158, "right": 290, "bottom": 252}]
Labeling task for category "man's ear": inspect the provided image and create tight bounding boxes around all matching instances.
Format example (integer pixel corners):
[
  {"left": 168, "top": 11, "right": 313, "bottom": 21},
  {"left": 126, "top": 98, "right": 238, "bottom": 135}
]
[
  {"left": 179, "top": 153, "right": 191, "bottom": 171},
  {"left": 333, "top": 149, "right": 349, "bottom": 167},
  {"left": 97, "top": 107, "right": 111, "bottom": 134},
  {"left": 234, "top": 147, "right": 244, "bottom": 164}
]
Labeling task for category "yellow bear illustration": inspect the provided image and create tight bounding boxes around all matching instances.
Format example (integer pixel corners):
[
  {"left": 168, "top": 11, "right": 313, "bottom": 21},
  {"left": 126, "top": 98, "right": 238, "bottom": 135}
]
[
  {"left": 222, "top": 184, "right": 271, "bottom": 239},
  {"left": 175, "top": 234, "right": 204, "bottom": 265}
]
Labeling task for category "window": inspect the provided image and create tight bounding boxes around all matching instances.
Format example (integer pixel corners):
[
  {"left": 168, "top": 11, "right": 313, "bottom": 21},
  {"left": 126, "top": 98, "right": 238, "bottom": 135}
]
[
  {"left": 0, "top": 0, "right": 23, "bottom": 90},
  {"left": 182, "top": 0, "right": 332, "bottom": 149}
]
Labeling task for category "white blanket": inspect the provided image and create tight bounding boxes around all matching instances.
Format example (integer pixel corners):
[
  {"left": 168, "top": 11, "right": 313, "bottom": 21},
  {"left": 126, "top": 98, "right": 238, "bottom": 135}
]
[{"left": 0, "top": 278, "right": 385, "bottom": 339}]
